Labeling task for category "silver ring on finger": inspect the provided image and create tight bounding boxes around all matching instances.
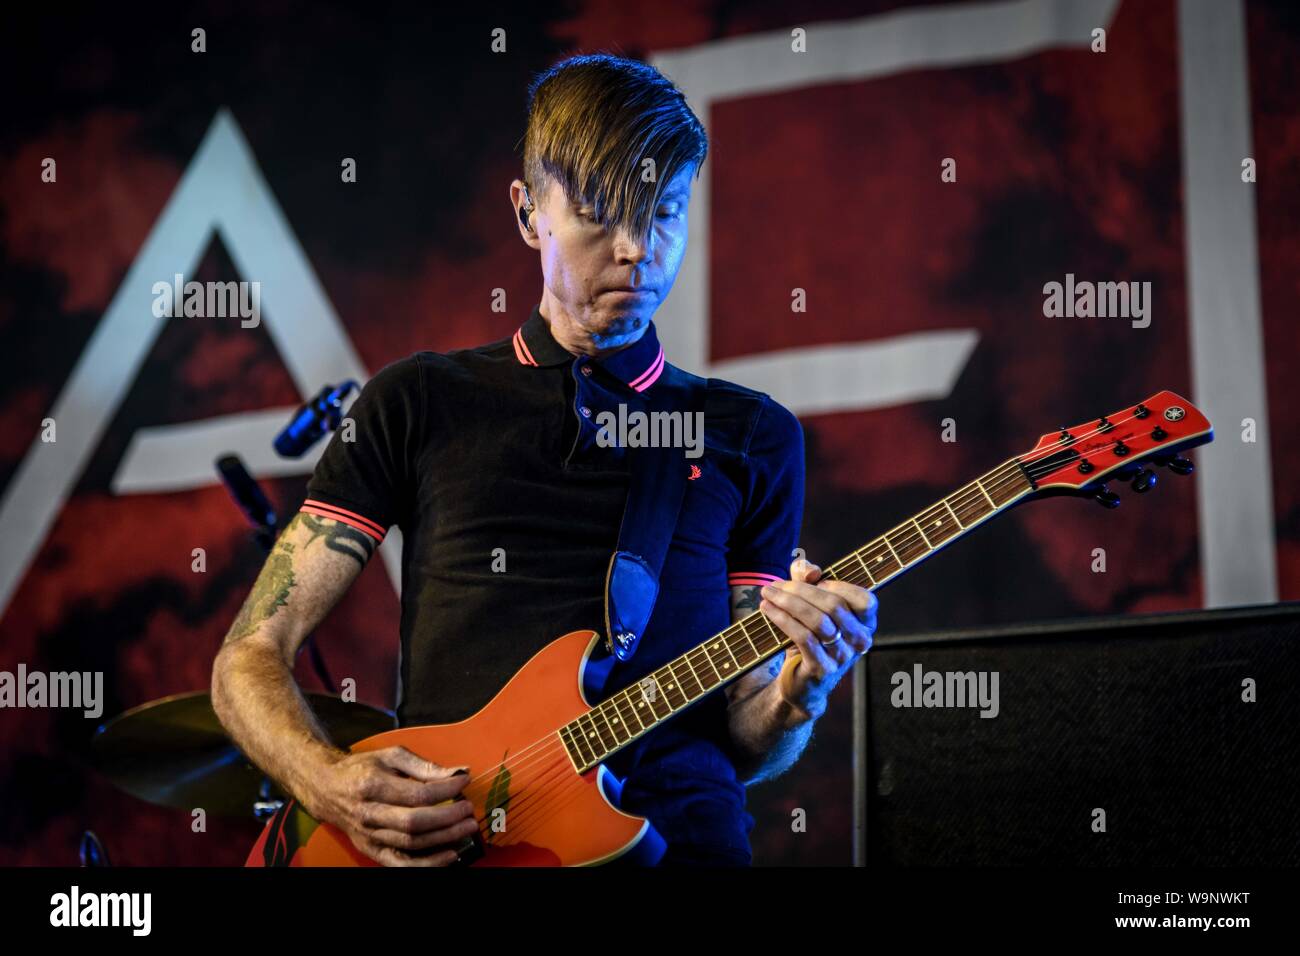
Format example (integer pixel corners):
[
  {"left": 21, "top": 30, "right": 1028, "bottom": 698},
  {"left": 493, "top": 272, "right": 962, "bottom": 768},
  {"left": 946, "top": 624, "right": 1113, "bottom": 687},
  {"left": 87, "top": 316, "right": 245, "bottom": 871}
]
[{"left": 819, "top": 629, "right": 843, "bottom": 648}]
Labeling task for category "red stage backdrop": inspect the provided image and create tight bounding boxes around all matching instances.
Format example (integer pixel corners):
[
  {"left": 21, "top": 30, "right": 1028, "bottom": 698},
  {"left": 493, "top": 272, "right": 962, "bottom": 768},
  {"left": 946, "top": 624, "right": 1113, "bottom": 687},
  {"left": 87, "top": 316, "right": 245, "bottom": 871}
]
[{"left": 0, "top": 0, "right": 1296, "bottom": 865}]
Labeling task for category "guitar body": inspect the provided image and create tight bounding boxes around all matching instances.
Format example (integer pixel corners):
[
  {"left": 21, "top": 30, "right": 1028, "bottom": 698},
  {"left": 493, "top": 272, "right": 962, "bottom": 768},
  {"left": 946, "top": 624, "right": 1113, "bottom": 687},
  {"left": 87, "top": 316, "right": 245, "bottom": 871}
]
[{"left": 246, "top": 629, "right": 666, "bottom": 867}]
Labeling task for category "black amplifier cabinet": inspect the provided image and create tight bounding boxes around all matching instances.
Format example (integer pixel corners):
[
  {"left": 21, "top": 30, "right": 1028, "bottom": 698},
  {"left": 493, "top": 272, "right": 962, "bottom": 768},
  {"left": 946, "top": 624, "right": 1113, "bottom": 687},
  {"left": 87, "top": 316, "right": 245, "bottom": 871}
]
[{"left": 860, "top": 602, "right": 1300, "bottom": 865}]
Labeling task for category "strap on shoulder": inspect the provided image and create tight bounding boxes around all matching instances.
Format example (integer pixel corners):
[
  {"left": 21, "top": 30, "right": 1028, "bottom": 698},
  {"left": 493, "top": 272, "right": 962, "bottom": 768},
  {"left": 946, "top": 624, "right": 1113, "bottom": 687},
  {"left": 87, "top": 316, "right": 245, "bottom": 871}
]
[{"left": 602, "top": 365, "right": 710, "bottom": 662}]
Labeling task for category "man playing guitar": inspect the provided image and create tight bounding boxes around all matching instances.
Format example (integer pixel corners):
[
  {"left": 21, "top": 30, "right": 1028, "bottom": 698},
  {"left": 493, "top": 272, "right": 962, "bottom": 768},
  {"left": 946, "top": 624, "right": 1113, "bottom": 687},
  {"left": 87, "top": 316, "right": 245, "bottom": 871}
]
[{"left": 211, "top": 52, "right": 877, "bottom": 867}]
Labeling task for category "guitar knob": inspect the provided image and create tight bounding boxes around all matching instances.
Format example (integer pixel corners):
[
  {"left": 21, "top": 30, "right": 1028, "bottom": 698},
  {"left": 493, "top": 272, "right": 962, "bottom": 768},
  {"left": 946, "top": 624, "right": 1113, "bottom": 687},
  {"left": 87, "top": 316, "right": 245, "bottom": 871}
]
[
  {"left": 1167, "top": 456, "right": 1194, "bottom": 476},
  {"left": 1130, "top": 469, "right": 1157, "bottom": 493},
  {"left": 447, "top": 830, "right": 485, "bottom": 866},
  {"left": 1094, "top": 487, "right": 1122, "bottom": 509}
]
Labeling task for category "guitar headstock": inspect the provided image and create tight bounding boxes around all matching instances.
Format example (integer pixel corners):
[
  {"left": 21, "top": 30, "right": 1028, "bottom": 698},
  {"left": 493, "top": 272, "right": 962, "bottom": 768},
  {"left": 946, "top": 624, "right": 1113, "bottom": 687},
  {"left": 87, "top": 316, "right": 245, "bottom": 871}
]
[{"left": 1019, "top": 391, "right": 1213, "bottom": 507}]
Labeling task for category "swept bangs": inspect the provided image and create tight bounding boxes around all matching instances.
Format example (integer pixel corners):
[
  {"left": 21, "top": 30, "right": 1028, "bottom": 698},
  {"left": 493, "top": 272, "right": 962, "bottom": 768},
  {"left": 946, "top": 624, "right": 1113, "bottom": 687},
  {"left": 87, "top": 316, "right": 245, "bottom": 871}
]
[{"left": 522, "top": 53, "right": 708, "bottom": 240}]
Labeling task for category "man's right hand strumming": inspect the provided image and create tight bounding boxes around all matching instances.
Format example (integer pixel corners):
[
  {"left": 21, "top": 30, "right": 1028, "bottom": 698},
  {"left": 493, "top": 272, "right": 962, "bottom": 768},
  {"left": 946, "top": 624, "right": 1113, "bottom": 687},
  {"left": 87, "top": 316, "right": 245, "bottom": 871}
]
[{"left": 299, "top": 746, "right": 478, "bottom": 867}]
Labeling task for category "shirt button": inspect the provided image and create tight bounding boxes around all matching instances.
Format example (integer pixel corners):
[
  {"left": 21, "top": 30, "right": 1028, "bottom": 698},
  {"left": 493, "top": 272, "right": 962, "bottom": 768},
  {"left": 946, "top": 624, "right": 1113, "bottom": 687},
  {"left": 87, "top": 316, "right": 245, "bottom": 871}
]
[
  {"left": 580, "top": 405, "right": 591, "bottom": 417},
  {"left": 580, "top": 365, "right": 593, "bottom": 376}
]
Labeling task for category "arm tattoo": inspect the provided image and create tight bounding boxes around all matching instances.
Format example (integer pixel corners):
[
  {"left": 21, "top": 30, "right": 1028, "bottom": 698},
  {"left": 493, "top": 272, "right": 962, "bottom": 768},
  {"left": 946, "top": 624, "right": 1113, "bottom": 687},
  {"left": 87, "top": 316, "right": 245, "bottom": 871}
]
[
  {"left": 223, "top": 512, "right": 375, "bottom": 645},
  {"left": 731, "top": 584, "right": 762, "bottom": 614},
  {"left": 226, "top": 541, "right": 297, "bottom": 644},
  {"left": 299, "top": 513, "right": 377, "bottom": 566}
]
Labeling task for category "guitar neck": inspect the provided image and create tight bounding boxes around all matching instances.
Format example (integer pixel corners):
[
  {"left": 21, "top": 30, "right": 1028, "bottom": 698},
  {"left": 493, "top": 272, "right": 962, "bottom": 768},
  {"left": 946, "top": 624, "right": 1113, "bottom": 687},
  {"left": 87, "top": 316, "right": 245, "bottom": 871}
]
[{"left": 558, "top": 457, "right": 1036, "bottom": 773}]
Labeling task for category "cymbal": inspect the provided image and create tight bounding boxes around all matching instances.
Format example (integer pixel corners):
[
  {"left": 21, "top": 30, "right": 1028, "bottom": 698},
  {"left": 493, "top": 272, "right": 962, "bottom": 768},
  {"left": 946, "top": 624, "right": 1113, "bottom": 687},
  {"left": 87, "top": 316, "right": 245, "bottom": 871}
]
[{"left": 90, "top": 690, "right": 395, "bottom": 817}]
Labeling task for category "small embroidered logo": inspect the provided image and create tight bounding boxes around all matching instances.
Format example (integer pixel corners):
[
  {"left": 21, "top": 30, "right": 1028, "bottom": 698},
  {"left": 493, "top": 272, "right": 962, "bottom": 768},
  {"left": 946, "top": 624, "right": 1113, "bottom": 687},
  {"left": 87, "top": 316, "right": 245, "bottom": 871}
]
[{"left": 688, "top": 464, "right": 702, "bottom": 480}]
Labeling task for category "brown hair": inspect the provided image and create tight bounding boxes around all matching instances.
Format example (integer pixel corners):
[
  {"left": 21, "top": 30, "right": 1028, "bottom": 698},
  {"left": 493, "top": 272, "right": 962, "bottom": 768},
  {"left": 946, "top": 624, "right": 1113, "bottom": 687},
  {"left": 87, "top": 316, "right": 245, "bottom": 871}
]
[{"left": 522, "top": 53, "right": 708, "bottom": 240}]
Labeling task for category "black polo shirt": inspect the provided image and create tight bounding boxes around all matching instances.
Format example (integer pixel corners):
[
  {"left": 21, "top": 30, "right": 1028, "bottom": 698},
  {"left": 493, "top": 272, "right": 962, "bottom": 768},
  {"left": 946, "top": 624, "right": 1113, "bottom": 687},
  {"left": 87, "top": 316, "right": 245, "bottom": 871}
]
[{"left": 301, "top": 303, "right": 805, "bottom": 863}]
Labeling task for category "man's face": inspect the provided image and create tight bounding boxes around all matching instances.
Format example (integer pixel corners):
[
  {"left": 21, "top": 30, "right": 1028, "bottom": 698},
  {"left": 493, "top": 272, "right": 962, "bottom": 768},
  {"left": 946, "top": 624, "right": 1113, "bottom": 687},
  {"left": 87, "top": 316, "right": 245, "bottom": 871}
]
[{"left": 515, "top": 163, "right": 695, "bottom": 346}]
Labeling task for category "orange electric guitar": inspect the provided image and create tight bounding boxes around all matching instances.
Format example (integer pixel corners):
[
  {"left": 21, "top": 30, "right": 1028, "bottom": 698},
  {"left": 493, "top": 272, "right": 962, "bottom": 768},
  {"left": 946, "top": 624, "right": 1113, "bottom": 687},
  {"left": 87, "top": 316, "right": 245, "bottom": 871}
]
[{"left": 247, "top": 390, "right": 1213, "bottom": 866}]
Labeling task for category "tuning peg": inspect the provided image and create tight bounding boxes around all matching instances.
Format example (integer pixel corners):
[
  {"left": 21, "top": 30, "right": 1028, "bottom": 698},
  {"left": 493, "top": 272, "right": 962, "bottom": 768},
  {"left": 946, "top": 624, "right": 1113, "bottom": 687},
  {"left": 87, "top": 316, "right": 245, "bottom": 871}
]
[
  {"left": 1094, "top": 485, "right": 1122, "bottom": 509},
  {"left": 1130, "top": 468, "right": 1157, "bottom": 493},
  {"left": 1153, "top": 454, "right": 1195, "bottom": 476}
]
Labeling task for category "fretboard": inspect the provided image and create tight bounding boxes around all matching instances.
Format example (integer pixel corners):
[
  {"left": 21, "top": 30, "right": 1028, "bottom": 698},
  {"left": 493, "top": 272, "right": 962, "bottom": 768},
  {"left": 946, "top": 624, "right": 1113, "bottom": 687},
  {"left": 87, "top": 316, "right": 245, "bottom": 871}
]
[{"left": 558, "top": 457, "right": 1035, "bottom": 773}]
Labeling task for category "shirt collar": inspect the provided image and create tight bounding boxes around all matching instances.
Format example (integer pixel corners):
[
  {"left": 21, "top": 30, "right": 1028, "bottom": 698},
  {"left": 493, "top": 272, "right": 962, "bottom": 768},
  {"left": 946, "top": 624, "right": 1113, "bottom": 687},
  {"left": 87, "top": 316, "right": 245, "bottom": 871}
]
[{"left": 512, "top": 303, "right": 666, "bottom": 393}]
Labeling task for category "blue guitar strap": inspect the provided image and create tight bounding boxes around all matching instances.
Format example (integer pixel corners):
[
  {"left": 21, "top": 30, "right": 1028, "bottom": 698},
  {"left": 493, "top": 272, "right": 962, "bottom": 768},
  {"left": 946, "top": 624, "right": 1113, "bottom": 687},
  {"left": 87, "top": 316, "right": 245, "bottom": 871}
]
[{"left": 602, "top": 365, "right": 708, "bottom": 663}]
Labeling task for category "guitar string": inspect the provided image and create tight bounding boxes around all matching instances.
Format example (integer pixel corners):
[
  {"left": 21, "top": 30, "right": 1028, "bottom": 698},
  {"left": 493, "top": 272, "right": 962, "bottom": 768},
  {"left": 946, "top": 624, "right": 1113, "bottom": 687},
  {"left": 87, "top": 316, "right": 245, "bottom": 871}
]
[
  {"left": 481, "top": 774, "right": 592, "bottom": 853},
  {"left": 476, "top": 758, "right": 588, "bottom": 847},
  {"left": 443, "top": 408, "right": 1166, "bottom": 824},
  {"left": 496, "top": 770, "right": 602, "bottom": 850}
]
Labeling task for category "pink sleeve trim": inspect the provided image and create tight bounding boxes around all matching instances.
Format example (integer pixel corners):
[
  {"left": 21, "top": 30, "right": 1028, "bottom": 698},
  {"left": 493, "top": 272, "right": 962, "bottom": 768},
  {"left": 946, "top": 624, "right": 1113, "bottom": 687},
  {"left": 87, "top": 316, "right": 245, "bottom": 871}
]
[
  {"left": 728, "top": 571, "right": 783, "bottom": 587},
  {"left": 300, "top": 500, "right": 387, "bottom": 543}
]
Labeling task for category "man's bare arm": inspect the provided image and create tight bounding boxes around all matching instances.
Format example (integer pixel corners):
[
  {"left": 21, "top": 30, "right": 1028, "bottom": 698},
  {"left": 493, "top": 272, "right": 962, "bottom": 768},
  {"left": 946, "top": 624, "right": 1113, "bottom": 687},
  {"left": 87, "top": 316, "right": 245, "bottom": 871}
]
[
  {"left": 211, "top": 512, "right": 476, "bottom": 866},
  {"left": 721, "top": 584, "right": 822, "bottom": 786},
  {"left": 211, "top": 511, "right": 376, "bottom": 803}
]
